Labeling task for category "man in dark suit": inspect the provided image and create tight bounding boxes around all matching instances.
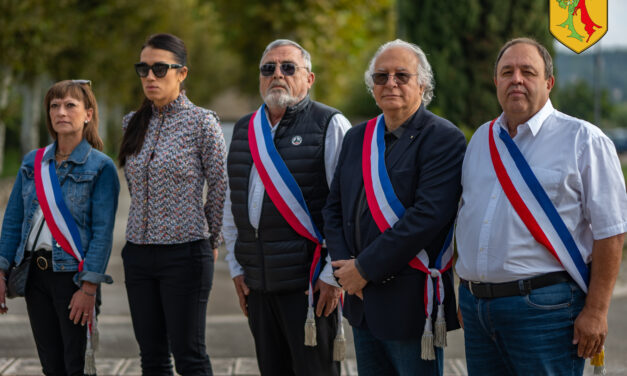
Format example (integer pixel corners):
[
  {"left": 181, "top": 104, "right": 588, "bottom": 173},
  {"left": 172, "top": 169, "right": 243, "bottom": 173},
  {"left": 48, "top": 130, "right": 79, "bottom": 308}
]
[{"left": 322, "top": 39, "right": 466, "bottom": 376}]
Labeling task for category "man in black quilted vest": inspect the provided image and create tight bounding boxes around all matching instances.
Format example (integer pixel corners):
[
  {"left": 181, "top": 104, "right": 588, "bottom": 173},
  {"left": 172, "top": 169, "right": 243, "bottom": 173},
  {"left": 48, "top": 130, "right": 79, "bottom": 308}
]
[{"left": 223, "top": 39, "right": 351, "bottom": 376}]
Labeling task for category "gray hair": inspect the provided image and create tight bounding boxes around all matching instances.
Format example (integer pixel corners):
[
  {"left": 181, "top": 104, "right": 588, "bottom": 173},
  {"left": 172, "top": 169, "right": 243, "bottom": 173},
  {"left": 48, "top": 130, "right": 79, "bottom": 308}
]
[
  {"left": 494, "top": 37, "right": 553, "bottom": 80},
  {"left": 260, "top": 39, "right": 312, "bottom": 71},
  {"left": 364, "top": 39, "right": 435, "bottom": 106}
]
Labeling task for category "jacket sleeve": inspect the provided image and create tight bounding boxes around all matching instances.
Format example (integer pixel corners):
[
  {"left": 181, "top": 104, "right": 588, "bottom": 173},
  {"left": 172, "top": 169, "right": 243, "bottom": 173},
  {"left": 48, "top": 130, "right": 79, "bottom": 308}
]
[
  {"left": 357, "top": 122, "right": 466, "bottom": 283},
  {"left": 0, "top": 169, "right": 26, "bottom": 272},
  {"left": 79, "top": 158, "right": 120, "bottom": 285},
  {"left": 322, "top": 128, "right": 355, "bottom": 262},
  {"left": 201, "top": 112, "right": 227, "bottom": 249}
]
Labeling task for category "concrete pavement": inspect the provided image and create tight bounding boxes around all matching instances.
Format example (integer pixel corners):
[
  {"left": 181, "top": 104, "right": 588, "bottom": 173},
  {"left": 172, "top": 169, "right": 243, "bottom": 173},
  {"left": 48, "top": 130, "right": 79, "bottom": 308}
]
[{"left": 0, "top": 171, "right": 626, "bottom": 375}]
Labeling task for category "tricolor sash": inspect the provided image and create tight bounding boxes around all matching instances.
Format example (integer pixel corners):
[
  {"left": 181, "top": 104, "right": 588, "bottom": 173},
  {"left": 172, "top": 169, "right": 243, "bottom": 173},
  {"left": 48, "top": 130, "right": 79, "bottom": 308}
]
[
  {"left": 34, "top": 146, "right": 85, "bottom": 271},
  {"left": 362, "top": 115, "right": 454, "bottom": 360},
  {"left": 488, "top": 119, "right": 589, "bottom": 292},
  {"left": 362, "top": 115, "right": 405, "bottom": 232},
  {"left": 248, "top": 105, "right": 324, "bottom": 346}
]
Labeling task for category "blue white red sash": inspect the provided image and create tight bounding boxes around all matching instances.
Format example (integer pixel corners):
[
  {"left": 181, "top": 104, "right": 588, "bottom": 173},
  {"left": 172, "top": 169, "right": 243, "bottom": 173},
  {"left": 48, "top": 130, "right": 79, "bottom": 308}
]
[
  {"left": 362, "top": 115, "right": 405, "bottom": 232},
  {"left": 362, "top": 115, "right": 454, "bottom": 359},
  {"left": 488, "top": 118, "right": 589, "bottom": 292},
  {"left": 34, "top": 146, "right": 85, "bottom": 271},
  {"left": 248, "top": 105, "right": 324, "bottom": 336}
]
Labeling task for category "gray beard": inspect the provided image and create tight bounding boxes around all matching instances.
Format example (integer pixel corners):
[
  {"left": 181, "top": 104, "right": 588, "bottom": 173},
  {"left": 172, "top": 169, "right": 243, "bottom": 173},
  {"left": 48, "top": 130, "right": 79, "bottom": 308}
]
[{"left": 263, "top": 90, "right": 299, "bottom": 109}]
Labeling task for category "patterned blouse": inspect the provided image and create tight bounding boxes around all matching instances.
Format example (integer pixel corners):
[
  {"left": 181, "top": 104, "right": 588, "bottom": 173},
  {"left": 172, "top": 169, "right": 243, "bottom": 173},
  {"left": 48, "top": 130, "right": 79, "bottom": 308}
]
[{"left": 123, "top": 92, "right": 226, "bottom": 248}]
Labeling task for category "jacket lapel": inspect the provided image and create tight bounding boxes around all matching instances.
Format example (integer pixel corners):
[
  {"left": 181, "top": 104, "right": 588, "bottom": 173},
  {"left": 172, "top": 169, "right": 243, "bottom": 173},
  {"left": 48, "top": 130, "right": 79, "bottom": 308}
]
[{"left": 384, "top": 106, "right": 425, "bottom": 170}]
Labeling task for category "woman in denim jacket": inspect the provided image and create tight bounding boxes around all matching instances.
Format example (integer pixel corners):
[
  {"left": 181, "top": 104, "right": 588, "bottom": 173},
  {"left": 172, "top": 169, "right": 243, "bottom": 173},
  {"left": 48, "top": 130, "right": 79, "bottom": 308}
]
[{"left": 0, "top": 80, "right": 120, "bottom": 376}]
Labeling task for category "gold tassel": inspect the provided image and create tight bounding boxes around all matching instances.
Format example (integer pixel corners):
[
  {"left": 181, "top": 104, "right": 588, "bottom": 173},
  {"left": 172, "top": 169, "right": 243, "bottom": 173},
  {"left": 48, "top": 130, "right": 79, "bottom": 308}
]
[
  {"left": 91, "top": 318, "right": 99, "bottom": 351},
  {"left": 420, "top": 320, "right": 435, "bottom": 360},
  {"left": 591, "top": 349, "right": 605, "bottom": 375},
  {"left": 84, "top": 347, "right": 96, "bottom": 375},
  {"left": 304, "top": 305, "right": 317, "bottom": 346},
  {"left": 434, "top": 304, "right": 447, "bottom": 348},
  {"left": 333, "top": 317, "right": 346, "bottom": 361},
  {"left": 84, "top": 313, "right": 98, "bottom": 375}
]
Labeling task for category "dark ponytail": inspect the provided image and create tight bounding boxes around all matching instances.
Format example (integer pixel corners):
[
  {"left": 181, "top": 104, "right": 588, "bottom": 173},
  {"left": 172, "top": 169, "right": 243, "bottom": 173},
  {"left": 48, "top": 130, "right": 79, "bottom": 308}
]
[{"left": 119, "top": 33, "right": 188, "bottom": 167}]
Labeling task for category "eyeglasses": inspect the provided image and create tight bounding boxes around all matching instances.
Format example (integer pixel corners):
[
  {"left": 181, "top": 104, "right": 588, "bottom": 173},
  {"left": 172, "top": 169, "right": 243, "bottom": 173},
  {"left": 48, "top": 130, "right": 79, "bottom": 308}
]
[
  {"left": 371, "top": 72, "right": 418, "bottom": 85},
  {"left": 134, "top": 62, "right": 183, "bottom": 78},
  {"left": 71, "top": 79, "right": 92, "bottom": 87},
  {"left": 259, "top": 62, "right": 306, "bottom": 77}
]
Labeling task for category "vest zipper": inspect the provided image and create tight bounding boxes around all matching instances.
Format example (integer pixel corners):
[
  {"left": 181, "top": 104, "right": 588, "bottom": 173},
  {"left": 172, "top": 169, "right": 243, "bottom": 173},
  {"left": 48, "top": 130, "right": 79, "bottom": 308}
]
[{"left": 255, "top": 228, "right": 266, "bottom": 291}]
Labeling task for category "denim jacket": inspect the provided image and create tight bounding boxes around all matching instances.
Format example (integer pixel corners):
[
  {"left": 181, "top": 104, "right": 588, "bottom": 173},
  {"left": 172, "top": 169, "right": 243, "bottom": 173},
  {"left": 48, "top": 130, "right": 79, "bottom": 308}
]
[{"left": 0, "top": 139, "right": 120, "bottom": 285}]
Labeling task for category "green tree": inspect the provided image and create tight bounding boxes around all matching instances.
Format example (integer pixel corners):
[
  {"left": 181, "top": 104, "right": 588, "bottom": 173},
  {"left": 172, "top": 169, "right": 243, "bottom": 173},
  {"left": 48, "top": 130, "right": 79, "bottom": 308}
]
[
  {"left": 397, "top": 0, "right": 553, "bottom": 129},
  {"left": 214, "top": 0, "right": 394, "bottom": 117},
  {"left": 552, "top": 80, "right": 614, "bottom": 126},
  {"left": 0, "top": 0, "right": 232, "bottom": 160}
]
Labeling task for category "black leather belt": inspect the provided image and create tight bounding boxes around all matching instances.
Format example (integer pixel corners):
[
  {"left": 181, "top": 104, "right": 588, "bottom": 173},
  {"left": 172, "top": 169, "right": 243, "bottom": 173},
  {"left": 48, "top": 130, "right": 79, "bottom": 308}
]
[
  {"left": 27, "top": 250, "right": 52, "bottom": 271},
  {"left": 460, "top": 271, "right": 572, "bottom": 299}
]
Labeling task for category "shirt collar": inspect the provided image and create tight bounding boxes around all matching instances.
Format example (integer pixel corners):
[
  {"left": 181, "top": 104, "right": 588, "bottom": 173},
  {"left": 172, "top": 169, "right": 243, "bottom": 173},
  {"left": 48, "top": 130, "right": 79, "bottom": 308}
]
[
  {"left": 43, "top": 138, "right": 92, "bottom": 164},
  {"left": 496, "top": 99, "right": 554, "bottom": 137}
]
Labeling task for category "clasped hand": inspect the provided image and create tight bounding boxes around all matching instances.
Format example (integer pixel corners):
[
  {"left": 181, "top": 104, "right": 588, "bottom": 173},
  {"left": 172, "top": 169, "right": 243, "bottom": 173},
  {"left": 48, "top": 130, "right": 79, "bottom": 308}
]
[{"left": 332, "top": 259, "right": 366, "bottom": 299}]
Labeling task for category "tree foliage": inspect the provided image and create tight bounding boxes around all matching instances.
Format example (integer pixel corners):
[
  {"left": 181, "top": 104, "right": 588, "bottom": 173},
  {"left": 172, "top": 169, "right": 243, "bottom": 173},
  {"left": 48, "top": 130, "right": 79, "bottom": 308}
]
[
  {"left": 397, "top": 0, "right": 554, "bottom": 129},
  {"left": 552, "top": 79, "right": 614, "bottom": 125},
  {"left": 214, "top": 0, "right": 394, "bottom": 117}
]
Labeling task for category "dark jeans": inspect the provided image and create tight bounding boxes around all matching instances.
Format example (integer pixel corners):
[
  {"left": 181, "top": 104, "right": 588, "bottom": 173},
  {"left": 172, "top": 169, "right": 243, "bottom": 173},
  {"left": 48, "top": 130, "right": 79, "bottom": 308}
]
[
  {"left": 247, "top": 289, "right": 341, "bottom": 376},
  {"left": 25, "top": 262, "right": 87, "bottom": 376},
  {"left": 459, "top": 281, "right": 586, "bottom": 376},
  {"left": 122, "top": 239, "right": 214, "bottom": 376},
  {"left": 352, "top": 325, "right": 443, "bottom": 376}
]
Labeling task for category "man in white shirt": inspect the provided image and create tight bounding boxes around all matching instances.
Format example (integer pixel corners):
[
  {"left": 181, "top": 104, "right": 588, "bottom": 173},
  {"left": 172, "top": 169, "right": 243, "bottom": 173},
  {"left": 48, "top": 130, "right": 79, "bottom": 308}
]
[
  {"left": 456, "top": 37, "right": 627, "bottom": 375},
  {"left": 223, "top": 39, "right": 350, "bottom": 375}
]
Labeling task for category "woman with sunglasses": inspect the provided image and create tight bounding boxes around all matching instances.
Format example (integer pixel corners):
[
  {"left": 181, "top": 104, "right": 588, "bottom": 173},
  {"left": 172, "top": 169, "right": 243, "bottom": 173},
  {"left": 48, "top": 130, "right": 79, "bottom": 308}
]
[
  {"left": 119, "top": 33, "right": 226, "bottom": 376},
  {"left": 0, "top": 80, "right": 120, "bottom": 375}
]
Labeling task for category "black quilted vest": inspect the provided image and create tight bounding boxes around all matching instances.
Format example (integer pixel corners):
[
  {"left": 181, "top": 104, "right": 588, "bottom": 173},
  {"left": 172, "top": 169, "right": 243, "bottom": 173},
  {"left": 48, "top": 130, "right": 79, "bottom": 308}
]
[{"left": 227, "top": 97, "right": 340, "bottom": 292}]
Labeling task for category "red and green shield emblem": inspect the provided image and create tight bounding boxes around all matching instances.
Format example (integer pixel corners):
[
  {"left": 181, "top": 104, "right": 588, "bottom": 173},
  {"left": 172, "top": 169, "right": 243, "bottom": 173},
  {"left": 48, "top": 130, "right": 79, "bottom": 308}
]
[{"left": 550, "top": 0, "right": 608, "bottom": 53}]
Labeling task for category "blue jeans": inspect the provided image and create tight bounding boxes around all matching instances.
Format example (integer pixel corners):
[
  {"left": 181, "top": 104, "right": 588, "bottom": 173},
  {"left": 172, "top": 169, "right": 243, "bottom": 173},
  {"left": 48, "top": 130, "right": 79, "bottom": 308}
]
[
  {"left": 352, "top": 326, "right": 443, "bottom": 376},
  {"left": 459, "top": 281, "right": 586, "bottom": 376}
]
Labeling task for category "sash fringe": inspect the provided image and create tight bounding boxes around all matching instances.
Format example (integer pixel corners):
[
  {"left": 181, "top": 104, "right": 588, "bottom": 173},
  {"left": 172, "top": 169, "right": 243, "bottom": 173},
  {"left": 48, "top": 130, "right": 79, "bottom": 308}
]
[
  {"left": 421, "top": 319, "right": 435, "bottom": 360},
  {"left": 304, "top": 305, "right": 317, "bottom": 346},
  {"left": 434, "top": 304, "right": 447, "bottom": 348}
]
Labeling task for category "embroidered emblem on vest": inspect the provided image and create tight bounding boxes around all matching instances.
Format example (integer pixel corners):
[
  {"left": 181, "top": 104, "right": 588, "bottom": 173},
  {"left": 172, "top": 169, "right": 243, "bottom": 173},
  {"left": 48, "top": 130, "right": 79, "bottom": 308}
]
[{"left": 291, "top": 135, "right": 303, "bottom": 146}]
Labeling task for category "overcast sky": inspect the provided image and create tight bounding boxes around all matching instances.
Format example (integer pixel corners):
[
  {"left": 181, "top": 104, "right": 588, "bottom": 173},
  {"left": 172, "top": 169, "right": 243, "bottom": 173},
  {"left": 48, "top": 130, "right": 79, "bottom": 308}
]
[{"left": 555, "top": 0, "right": 627, "bottom": 52}]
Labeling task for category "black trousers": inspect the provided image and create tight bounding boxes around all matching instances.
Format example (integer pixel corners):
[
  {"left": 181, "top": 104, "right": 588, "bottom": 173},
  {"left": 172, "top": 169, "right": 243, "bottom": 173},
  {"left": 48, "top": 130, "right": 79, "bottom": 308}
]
[
  {"left": 25, "top": 262, "right": 87, "bottom": 376},
  {"left": 247, "top": 289, "right": 341, "bottom": 376},
  {"left": 122, "top": 239, "right": 214, "bottom": 376}
]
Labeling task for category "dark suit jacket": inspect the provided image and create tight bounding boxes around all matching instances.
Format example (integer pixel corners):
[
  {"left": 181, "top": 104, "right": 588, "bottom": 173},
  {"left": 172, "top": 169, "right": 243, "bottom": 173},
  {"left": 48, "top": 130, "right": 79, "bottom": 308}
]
[{"left": 322, "top": 105, "right": 466, "bottom": 340}]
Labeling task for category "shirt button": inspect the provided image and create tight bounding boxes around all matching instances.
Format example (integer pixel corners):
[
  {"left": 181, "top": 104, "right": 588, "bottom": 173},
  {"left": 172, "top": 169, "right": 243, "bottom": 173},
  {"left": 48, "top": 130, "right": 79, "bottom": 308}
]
[
  {"left": 479, "top": 247, "right": 484, "bottom": 252},
  {"left": 491, "top": 195, "right": 496, "bottom": 199},
  {"left": 480, "top": 274, "right": 485, "bottom": 279},
  {"left": 484, "top": 220, "right": 489, "bottom": 224}
]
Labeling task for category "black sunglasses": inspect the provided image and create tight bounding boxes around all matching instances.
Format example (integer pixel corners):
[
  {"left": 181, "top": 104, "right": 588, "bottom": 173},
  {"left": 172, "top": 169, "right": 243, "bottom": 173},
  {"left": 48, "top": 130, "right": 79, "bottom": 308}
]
[
  {"left": 371, "top": 72, "right": 418, "bottom": 85},
  {"left": 260, "top": 62, "right": 306, "bottom": 77},
  {"left": 134, "top": 62, "right": 183, "bottom": 78}
]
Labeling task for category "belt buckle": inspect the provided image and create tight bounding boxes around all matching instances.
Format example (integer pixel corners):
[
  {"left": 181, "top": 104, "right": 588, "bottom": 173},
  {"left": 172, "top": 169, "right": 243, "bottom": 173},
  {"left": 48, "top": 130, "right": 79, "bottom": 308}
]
[{"left": 36, "top": 255, "right": 48, "bottom": 271}]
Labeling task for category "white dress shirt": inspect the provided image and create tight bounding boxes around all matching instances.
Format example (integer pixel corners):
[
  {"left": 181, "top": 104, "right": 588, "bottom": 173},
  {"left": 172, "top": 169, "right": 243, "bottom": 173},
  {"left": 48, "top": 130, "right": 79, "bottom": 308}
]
[
  {"left": 456, "top": 99, "right": 627, "bottom": 283},
  {"left": 224, "top": 110, "right": 352, "bottom": 287},
  {"left": 26, "top": 207, "right": 53, "bottom": 252}
]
